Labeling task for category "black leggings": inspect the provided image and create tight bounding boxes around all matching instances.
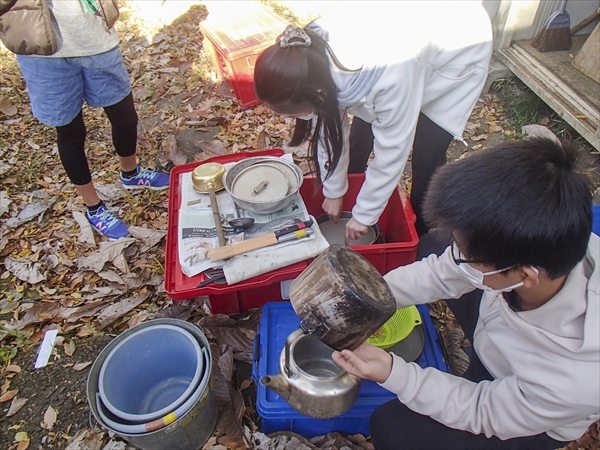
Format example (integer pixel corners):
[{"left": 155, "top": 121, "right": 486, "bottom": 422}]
[
  {"left": 368, "top": 231, "right": 570, "bottom": 450},
  {"left": 55, "top": 92, "right": 138, "bottom": 186},
  {"left": 349, "top": 114, "right": 452, "bottom": 237}
]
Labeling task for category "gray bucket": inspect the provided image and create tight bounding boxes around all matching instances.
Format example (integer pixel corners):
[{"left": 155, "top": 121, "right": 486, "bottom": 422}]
[{"left": 87, "top": 319, "right": 217, "bottom": 450}]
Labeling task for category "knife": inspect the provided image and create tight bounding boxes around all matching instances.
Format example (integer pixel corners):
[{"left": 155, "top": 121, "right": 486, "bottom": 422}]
[{"left": 207, "top": 220, "right": 314, "bottom": 262}]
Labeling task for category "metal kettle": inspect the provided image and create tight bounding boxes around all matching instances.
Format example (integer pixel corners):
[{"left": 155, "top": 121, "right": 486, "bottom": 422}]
[{"left": 260, "top": 328, "right": 361, "bottom": 419}]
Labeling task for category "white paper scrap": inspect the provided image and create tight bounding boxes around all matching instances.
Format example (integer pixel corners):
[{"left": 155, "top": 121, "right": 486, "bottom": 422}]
[{"left": 34, "top": 329, "right": 59, "bottom": 369}]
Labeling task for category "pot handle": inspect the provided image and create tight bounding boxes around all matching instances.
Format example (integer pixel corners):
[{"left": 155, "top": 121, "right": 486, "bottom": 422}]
[{"left": 283, "top": 328, "right": 305, "bottom": 377}]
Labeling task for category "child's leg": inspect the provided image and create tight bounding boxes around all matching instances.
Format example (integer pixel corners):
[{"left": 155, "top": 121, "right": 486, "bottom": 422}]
[
  {"left": 411, "top": 114, "right": 453, "bottom": 237},
  {"left": 369, "top": 399, "right": 568, "bottom": 450},
  {"left": 103, "top": 93, "right": 169, "bottom": 190},
  {"left": 348, "top": 116, "right": 373, "bottom": 173},
  {"left": 103, "top": 91, "right": 138, "bottom": 172},
  {"left": 55, "top": 111, "right": 100, "bottom": 206}
]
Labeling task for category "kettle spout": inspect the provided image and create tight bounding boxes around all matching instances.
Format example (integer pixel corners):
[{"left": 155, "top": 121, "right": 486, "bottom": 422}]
[{"left": 260, "top": 374, "right": 291, "bottom": 400}]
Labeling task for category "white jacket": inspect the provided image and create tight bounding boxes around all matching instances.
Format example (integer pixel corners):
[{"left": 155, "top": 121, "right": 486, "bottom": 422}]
[
  {"left": 313, "top": 2, "right": 493, "bottom": 226},
  {"left": 381, "top": 233, "right": 600, "bottom": 441}
]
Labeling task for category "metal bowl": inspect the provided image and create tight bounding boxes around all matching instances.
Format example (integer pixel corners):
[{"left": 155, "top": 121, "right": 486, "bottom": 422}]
[
  {"left": 223, "top": 157, "right": 304, "bottom": 214},
  {"left": 316, "top": 212, "right": 379, "bottom": 246}
]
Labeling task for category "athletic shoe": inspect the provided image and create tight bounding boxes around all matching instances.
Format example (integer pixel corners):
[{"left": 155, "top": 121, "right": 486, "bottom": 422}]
[
  {"left": 86, "top": 205, "right": 130, "bottom": 240},
  {"left": 120, "top": 167, "right": 170, "bottom": 191}
]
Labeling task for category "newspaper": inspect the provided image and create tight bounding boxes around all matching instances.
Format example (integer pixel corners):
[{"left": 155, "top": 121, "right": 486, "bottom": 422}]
[{"left": 178, "top": 156, "right": 313, "bottom": 278}]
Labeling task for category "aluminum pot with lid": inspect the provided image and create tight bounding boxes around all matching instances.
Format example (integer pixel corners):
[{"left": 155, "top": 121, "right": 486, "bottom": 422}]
[
  {"left": 223, "top": 157, "right": 303, "bottom": 214},
  {"left": 288, "top": 245, "right": 396, "bottom": 351}
]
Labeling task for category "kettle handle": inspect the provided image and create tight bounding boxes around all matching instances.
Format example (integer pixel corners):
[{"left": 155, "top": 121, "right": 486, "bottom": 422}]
[{"left": 284, "top": 328, "right": 306, "bottom": 377}]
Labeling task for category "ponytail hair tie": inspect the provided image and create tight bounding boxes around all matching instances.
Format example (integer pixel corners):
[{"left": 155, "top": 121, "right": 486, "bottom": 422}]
[{"left": 277, "top": 24, "right": 311, "bottom": 48}]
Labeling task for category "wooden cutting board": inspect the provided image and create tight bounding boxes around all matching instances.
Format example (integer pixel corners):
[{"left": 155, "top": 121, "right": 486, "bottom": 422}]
[{"left": 572, "top": 22, "right": 600, "bottom": 84}]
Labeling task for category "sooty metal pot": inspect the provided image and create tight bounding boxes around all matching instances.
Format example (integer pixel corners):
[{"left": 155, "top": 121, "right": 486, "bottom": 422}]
[
  {"left": 260, "top": 328, "right": 361, "bottom": 419},
  {"left": 288, "top": 244, "right": 396, "bottom": 352}
]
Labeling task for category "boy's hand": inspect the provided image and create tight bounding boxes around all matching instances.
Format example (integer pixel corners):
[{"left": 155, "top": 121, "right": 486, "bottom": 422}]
[{"left": 332, "top": 343, "right": 393, "bottom": 383}]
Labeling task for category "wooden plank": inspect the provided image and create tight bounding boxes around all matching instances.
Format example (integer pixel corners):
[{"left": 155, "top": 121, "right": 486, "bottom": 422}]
[
  {"left": 496, "top": 43, "right": 600, "bottom": 150},
  {"left": 572, "top": 22, "right": 600, "bottom": 84}
]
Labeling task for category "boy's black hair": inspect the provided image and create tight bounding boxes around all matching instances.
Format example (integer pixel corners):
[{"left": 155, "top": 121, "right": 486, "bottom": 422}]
[
  {"left": 254, "top": 27, "right": 351, "bottom": 183},
  {"left": 423, "top": 137, "right": 596, "bottom": 279}
]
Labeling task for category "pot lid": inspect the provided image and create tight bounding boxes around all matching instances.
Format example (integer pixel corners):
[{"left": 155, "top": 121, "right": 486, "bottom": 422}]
[{"left": 231, "top": 164, "right": 289, "bottom": 201}]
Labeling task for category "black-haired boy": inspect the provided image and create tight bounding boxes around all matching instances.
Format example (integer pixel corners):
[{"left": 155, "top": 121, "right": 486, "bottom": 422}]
[{"left": 334, "top": 137, "right": 599, "bottom": 449}]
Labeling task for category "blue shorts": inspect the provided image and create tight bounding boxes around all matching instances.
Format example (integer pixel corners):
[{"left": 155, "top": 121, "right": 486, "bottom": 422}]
[{"left": 17, "top": 46, "right": 132, "bottom": 127}]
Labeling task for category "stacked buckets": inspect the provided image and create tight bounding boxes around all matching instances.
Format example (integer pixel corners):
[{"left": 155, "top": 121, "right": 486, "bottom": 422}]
[{"left": 87, "top": 319, "right": 217, "bottom": 450}]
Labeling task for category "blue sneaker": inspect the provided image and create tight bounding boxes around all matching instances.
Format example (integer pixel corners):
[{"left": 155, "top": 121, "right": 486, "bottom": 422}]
[
  {"left": 120, "top": 167, "right": 170, "bottom": 191},
  {"left": 86, "top": 205, "right": 130, "bottom": 240}
]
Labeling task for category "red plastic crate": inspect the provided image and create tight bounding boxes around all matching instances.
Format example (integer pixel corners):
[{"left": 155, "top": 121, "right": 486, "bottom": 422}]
[
  {"left": 199, "top": 3, "right": 287, "bottom": 109},
  {"left": 164, "top": 150, "right": 419, "bottom": 313},
  {"left": 299, "top": 175, "right": 419, "bottom": 275}
]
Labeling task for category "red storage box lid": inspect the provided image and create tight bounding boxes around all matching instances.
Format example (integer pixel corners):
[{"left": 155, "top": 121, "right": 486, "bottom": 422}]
[{"left": 199, "top": 3, "right": 287, "bottom": 60}]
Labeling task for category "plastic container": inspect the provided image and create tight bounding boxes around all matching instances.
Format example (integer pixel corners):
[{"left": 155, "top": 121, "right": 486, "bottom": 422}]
[
  {"left": 199, "top": 3, "right": 287, "bottom": 109},
  {"left": 98, "top": 325, "right": 203, "bottom": 423},
  {"left": 88, "top": 319, "right": 217, "bottom": 450},
  {"left": 253, "top": 302, "right": 449, "bottom": 437},
  {"left": 365, "top": 306, "right": 422, "bottom": 349},
  {"left": 164, "top": 149, "right": 419, "bottom": 313}
]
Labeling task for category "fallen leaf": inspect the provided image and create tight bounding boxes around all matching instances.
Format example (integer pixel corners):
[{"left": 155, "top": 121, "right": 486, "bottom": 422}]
[
  {"left": 6, "top": 397, "right": 27, "bottom": 417},
  {"left": 0, "top": 96, "right": 17, "bottom": 116},
  {"left": 95, "top": 184, "right": 126, "bottom": 202},
  {"left": 73, "top": 361, "right": 92, "bottom": 371},
  {"left": 4, "top": 302, "right": 60, "bottom": 330},
  {"left": 6, "top": 364, "right": 21, "bottom": 374},
  {"left": 94, "top": 292, "right": 151, "bottom": 330},
  {"left": 15, "top": 431, "right": 28, "bottom": 442},
  {"left": 98, "top": 270, "right": 126, "bottom": 285},
  {"left": 63, "top": 340, "right": 76, "bottom": 356},
  {"left": 239, "top": 378, "right": 253, "bottom": 391},
  {"left": 0, "top": 389, "right": 18, "bottom": 402},
  {"left": 161, "top": 134, "right": 187, "bottom": 166},
  {"left": 41, "top": 405, "right": 57, "bottom": 429},
  {"left": 471, "top": 134, "right": 488, "bottom": 141},
  {"left": 72, "top": 211, "right": 97, "bottom": 247},
  {"left": 65, "top": 429, "right": 104, "bottom": 450},
  {"left": 3, "top": 257, "right": 48, "bottom": 284},
  {"left": 15, "top": 431, "right": 30, "bottom": 450},
  {"left": 256, "top": 130, "right": 269, "bottom": 150},
  {"left": 128, "top": 226, "right": 166, "bottom": 249},
  {"left": 0, "top": 191, "right": 11, "bottom": 217},
  {"left": 77, "top": 238, "right": 136, "bottom": 273},
  {"left": 197, "top": 140, "right": 228, "bottom": 158},
  {"left": 5, "top": 202, "right": 50, "bottom": 228}
]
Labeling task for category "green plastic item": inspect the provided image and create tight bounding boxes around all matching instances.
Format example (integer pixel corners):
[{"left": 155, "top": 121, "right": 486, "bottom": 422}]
[{"left": 366, "top": 306, "right": 422, "bottom": 349}]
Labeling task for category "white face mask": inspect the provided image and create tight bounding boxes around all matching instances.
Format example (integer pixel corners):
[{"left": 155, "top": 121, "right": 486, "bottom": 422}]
[
  {"left": 457, "top": 263, "right": 539, "bottom": 293},
  {"left": 297, "top": 113, "right": 317, "bottom": 121}
]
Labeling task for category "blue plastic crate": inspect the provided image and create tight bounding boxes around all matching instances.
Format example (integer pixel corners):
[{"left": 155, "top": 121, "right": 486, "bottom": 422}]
[
  {"left": 253, "top": 301, "right": 449, "bottom": 437},
  {"left": 593, "top": 204, "right": 599, "bottom": 236}
]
